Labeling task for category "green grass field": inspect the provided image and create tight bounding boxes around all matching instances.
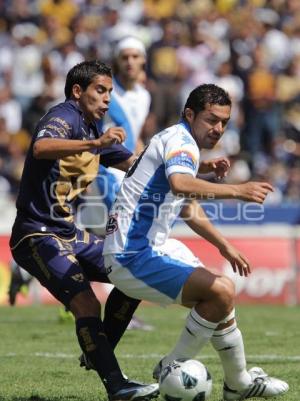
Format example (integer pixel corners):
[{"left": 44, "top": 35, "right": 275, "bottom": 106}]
[{"left": 0, "top": 304, "right": 299, "bottom": 401}]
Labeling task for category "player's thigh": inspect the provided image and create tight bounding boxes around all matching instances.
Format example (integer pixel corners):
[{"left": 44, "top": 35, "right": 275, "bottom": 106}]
[
  {"left": 74, "top": 229, "right": 110, "bottom": 283},
  {"left": 105, "top": 239, "right": 202, "bottom": 305},
  {"left": 181, "top": 267, "right": 235, "bottom": 308},
  {"left": 12, "top": 236, "right": 91, "bottom": 307}
]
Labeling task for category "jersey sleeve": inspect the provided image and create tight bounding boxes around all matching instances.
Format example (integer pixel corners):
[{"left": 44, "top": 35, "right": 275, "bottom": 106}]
[
  {"left": 100, "top": 144, "right": 132, "bottom": 167},
  {"left": 163, "top": 130, "right": 200, "bottom": 178},
  {"left": 105, "top": 97, "right": 135, "bottom": 152},
  {"left": 34, "top": 112, "right": 74, "bottom": 141}
]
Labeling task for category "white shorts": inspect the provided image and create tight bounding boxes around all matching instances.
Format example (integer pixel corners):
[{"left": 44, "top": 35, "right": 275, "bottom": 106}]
[{"left": 104, "top": 239, "right": 204, "bottom": 305}]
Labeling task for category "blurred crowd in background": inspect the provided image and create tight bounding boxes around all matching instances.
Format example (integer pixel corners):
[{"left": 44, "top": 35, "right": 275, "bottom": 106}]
[{"left": 1, "top": 0, "right": 300, "bottom": 206}]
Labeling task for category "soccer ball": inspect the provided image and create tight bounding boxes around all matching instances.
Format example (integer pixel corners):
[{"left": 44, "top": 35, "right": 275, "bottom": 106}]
[{"left": 159, "top": 358, "right": 212, "bottom": 401}]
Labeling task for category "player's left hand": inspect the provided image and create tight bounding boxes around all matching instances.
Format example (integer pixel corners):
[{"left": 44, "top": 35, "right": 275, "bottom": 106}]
[
  {"left": 98, "top": 127, "right": 126, "bottom": 148},
  {"left": 219, "top": 243, "right": 251, "bottom": 277},
  {"left": 198, "top": 157, "right": 230, "bottom": 179}
]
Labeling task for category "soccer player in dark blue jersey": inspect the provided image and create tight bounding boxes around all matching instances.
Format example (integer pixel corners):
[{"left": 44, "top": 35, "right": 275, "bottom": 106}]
[{"left": 10, "top": 60, "right": 158, "bottom": 401}]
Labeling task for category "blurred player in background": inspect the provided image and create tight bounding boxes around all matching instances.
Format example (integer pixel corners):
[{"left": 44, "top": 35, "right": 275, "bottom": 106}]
[
  {"left": 82, "top": 36, "right": 150, "bottom": 232},
  {"left": 80, "top": 36, "right": 152, "bottom": 331},
  {"left": 98, "top": 36, "right": 150, "bottom": 190},
  {"left": 9, "top": 60, "right": 158, "bottom": 401},
  {"left": 103, "top": 84, "right": 289, "bottom": 401}
]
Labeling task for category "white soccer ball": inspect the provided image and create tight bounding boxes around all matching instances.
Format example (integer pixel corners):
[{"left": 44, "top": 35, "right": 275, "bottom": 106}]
[{"left": 159, "top": 358, "right": 212, "bottom": 401}]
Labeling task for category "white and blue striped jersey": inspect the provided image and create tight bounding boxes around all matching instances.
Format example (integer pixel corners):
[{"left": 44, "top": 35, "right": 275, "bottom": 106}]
[
  {"left": 103, "top": 120, "right": 201, "bottom": 255},
  {"left": 100, "top": 77, "right": 151, "bottom": 152}
]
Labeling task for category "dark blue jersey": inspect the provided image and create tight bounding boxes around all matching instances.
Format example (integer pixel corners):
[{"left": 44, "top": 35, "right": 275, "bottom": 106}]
[{"left": 10, "top": 100, "right": 131, "bottom": 246}]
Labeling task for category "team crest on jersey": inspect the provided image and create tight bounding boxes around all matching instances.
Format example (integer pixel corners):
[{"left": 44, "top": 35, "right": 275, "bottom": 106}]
[{"left": 166, "top": 150, "right": 197, "bottom": 171}]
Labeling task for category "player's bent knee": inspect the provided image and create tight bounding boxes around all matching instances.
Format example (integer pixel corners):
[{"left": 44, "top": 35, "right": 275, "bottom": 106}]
[
  {"left": 181, "top": 268, "right": 234, "bottom": 313},
  {"left": 214, "top": 276, "right": 235, "bottom": 313},
  {"left": 69, "top": 289, "right": 101, "bottom": 319}
]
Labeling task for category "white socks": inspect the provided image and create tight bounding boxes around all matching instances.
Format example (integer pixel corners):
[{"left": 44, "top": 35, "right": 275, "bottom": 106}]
[
  {"left": 162, "top": 308, "right": 252, "bottom": 392},
  {"left": 163, "top": 307, "right": 218, "bottom": 366},
  {"left": 211, "top": 321, "right": 252, "bottom": 390}
]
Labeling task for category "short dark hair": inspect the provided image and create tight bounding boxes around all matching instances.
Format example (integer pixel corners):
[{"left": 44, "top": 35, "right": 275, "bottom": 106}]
[
  {"left": 64, "top": 60, "right": 112, "bottom": 99},
  {"left": 183, "top": 84, "right": 231, "bottom": 119}
]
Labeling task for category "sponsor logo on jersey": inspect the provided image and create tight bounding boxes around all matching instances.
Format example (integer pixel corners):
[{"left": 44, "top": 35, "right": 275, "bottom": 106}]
[{"left": 166, "top": 150, "right": 197, "bottom": 171}]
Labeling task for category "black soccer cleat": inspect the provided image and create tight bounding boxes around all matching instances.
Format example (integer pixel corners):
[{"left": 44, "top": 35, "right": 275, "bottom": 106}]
[{"left": 108, "top": 380, "right": 159, "bottom": 401}]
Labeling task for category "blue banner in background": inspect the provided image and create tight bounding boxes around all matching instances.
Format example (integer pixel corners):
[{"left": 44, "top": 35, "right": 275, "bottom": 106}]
[{"left": 198, "top": 202, "right": 300, "bottom": 225}]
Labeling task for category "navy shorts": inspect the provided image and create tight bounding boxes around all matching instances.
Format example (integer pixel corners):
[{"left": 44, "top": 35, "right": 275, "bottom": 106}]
[{"left": 11, "top": 229, "right": 109, "bottom": 307}]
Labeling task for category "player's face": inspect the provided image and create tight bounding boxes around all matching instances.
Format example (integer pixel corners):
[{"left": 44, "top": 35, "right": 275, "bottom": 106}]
[
  {"left": 77, "top": 75, "right": 113, "bottom": 122},
  {"left": 188, "top": 103, "right": 231, "bottom": 149},
  {"left": 117, "top": 48, "right": 145, "bottom": 81}
]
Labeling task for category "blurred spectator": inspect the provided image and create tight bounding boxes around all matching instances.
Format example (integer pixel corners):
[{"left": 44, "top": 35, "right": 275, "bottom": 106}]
[
  {"left": 0, "top": 83, "right": 22, "bottom": 134},
  {"left": 121, "top": 0, "right": 145, "bottom": 24},
  {"left": 0, "top": 32, "right": 13, "bottom": 87},
  {"left": 4, "top": 0, "right": 39, "bottom": 26},
  {"left": 40, "top": 56, "right": 65, "bottom": 104},
  {"left": 215, "top": 60, "right": 244, "bottom": 157},
  {"left": 23, "top": 95, "right": 51, "bottom": 136},
  {"left": 144, "top": 0, "right": 179, "bottom": 20},
  {"left": 277, "top": 102, "right": 300, "bottom": 166},
  {"left": 1, "top": 0, "right": 300, "bottom": 205},
  {"left": 242, "top": 44, "right": 280, "bottom": 168},
  {"left": 285, "top": 166, "right": 300, "bottom": 200},
  {"left": 5, "top": 135, "right": 27, "bottom": 196},
  {"left": 96, "top": 2, "right": 141, "bottom": 62},
  {"left": 257, "top": 7, "right": 292, "bottom": 71},
  {"left": 276, "top": 56, "right": 300, "bottom": 104},
  {"left": 48, "top": 39, "right": 84, "bottom": 76},
  {"left": 177, "top": 24, "right": 217, "bottom": 108},
  {"left": 39, "top": 0, "right": 79, "bottom": 28},
  {"left": 11, "top": 22, "right": 43, "bottom": 112},
  {"left": 0, "top": 116, "right": 28, "bottom": 197},
  {"left": 38, "top": 14, "right": 73, "bottom": 53},
  {"left": 147, "top": 18, "right": 182, "bottom": 129}
]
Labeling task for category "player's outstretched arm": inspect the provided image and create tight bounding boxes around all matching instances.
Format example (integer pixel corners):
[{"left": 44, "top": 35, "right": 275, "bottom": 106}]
[
  {"left": 33, "top": 127, "right": 126, "bottom": 160},
  {"left": 169, "top": 173, "right": 273, "bottom": 204},
  {"left": 180, "top": 200, "right": 251, "bottom": 276}
]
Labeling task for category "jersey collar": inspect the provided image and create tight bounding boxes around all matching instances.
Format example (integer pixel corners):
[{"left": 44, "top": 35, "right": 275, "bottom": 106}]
[
  {"left": 179, "top": 118, "right": 192, "bottom": 135},
  {"left": 65, "top": 99, "right": 100, "bottom": 138},
  {"left": 65, "top": 99, "right": 83, "bottom": 115}
]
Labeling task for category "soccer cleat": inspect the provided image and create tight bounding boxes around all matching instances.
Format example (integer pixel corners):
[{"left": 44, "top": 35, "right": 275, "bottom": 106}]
[
  {"left": 223, "top": 366, "right": 289, "bottom": 400},
  {"left": 8, "top": 264, "right": 31, "bottom": 306},
  {"left": 108, "top": 380, "right": 159, "bottom": 401},
  {"left": 152, "top": 358, "right": 164, "bottom": 381}
]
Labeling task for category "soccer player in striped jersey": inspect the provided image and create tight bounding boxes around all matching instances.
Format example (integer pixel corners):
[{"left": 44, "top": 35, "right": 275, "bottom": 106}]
[{"left": 103, "top": 84, "right": 289, "bottom": 400}]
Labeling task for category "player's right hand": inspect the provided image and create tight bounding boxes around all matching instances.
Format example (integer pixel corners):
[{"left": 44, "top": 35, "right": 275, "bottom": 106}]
[
  {"left": 98, "top": 127, "right": 126, "bottom": 148},
  {"left": 236, "top": 181, "right": 274, "bottom": 203},
  {"left": 219, "top": 243, "right": 251, "bottom": 277}
]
